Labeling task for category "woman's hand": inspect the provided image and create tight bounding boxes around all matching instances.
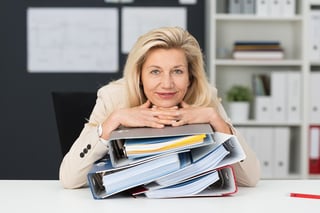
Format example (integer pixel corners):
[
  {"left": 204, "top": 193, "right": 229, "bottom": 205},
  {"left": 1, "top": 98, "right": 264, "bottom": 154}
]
[
  {"left": 99, "top": 100, "right": 163, "bottom": 139},
  {"left": 107, "top": 100, "right": 166, "bottom": 129},
  {"left": 167, "top": 101, "right": 232, "bottom": 134},
  {"left": 101, "top": 100, "right": 232, "bottom": 140}
]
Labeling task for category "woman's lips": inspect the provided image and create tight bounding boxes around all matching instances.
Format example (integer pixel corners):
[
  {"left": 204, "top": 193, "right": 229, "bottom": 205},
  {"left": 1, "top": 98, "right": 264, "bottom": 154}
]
[{"left": 156, "top": 92, "right": 176, "bottom": 99}]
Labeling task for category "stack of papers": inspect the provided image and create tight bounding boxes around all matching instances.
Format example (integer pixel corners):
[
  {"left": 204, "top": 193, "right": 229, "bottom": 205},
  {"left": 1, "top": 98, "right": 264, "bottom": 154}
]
[
  {"left": 144, "top": 170, "right": 220, "bottom": 199},
  {"left": 87, "top": 124, "right": 246, "bottom": 199}
]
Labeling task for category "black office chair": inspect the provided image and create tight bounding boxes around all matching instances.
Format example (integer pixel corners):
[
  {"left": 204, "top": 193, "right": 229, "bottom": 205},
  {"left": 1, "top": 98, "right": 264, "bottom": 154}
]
[{"left": 52, "top": 91, "right": 97, "bottom": 156}]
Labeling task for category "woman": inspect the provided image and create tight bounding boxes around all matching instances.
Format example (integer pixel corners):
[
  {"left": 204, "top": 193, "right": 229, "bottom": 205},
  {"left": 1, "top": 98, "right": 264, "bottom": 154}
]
[{"left": 59, "top": 27, "right": 260, "bottom": 189}]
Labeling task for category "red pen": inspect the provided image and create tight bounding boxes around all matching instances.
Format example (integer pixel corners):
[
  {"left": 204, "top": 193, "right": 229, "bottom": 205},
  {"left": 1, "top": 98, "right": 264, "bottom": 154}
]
[{"left": 290, "top": 192, "right": 320, "bottom": 199}]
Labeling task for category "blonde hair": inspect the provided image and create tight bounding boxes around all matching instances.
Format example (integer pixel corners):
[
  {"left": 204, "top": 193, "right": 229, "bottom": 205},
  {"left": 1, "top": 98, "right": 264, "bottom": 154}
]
[{"left": 122, "top": 27, "right": 217, "bottom": 107}]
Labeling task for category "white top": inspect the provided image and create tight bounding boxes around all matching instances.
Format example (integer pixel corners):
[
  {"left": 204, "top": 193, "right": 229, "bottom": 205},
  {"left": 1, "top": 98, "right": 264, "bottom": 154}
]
[{"left": 1, "top": 180, "right": 319, "bottom": 213}]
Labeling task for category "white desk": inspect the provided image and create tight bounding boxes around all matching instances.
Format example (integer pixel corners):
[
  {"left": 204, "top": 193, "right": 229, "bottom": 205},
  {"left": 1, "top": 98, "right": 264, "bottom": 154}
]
[{"left": 0, "top": 180, "right": 319, "bottom": 213}]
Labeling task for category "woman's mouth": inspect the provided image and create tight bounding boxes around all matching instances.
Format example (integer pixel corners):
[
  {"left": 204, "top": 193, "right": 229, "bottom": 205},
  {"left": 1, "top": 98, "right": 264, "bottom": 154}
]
[{"left": 156, "top": 92, "right": 177, "bottom": 99}]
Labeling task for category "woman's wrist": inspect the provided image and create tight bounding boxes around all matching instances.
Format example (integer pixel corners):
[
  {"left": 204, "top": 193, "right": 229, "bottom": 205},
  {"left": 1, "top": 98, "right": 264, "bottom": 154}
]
[
  {"left": 99, "top": 111, "right": 121, "bottom": 140},
  {"left": 97, "top": 124, "right": 110, "bottom": 146}
]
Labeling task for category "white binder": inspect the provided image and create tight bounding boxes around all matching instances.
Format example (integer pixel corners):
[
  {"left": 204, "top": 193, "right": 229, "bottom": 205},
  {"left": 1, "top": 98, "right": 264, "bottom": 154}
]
[
  {"left": 254, "top": 96, "right": 272, "bottom": 121},
  {"left": 245, "top": 127, "right": 273, "bottom": 179},
  {"left": 241, "top": 127, "right": 290, "bottom": 178},
  {"left": 310, "top": 73, "right": 320, "bottom": 123},
  {"left": 228, "top": 0, "right": 241, "bottom": 14},
  {"left": 309, "top": 10, "right": 320, "bottom": 61},
  {"left": 269, "top": 0, "right": 281, "bottom": 17},
  {"left": 281, "top": 0, "right": 295, "bottom": 17},
  {"left": 271, "top": 72, "right": 287, "bottom": 122},
  {"left": 287, "top": 72, "right": 301, "bottom": 122},
  {"left": 256, "top": 0, "right": 269, "bottom": 16},
  {"left": 242, "top": 0, "right": 255, "bottom": 14},
  {"left": 258, "top": 127, "right": 274, "bottom": 178},
  {"left": 273, "top": 127, "right": 290, "bottom": 178}
]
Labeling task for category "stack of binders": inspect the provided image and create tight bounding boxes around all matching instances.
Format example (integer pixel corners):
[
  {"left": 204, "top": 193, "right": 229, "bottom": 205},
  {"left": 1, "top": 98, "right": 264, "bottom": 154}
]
[{"left": 87, "top": 123, "right": 246, "bottom": 199}]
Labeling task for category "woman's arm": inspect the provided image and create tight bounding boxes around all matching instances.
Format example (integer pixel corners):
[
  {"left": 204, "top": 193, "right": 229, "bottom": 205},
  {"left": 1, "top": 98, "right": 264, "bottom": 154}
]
[
  {"left": 59, "top": 85, "right": 115, "bottom": 189},
  {"left": 59, "top": 83, "right": 182, "bottom": 189}
]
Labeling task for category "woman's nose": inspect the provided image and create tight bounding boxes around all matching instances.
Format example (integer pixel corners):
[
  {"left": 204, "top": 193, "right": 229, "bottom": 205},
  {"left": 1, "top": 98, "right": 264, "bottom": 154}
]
[{"left": 161, "top": 73, "right": 174, "bottom": 88}]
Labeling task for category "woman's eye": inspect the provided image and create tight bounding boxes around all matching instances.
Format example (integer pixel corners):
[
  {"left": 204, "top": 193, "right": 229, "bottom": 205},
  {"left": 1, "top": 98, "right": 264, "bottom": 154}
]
[
  {"left": 173, "top": 69, "right": 183, "bottom": 74},
  {"left": 150, "top": 69, "right": 160, "bottom": 75}
]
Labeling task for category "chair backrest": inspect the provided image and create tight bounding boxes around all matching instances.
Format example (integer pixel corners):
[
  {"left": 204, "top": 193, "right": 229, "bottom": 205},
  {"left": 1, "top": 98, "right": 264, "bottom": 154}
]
[{"left": 52, "top": 92, "right": 96, "bottom": 156}]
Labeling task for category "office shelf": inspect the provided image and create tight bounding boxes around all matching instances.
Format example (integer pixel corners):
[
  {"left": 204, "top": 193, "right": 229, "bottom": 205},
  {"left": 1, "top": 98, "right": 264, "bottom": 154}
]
[{"left": 206, "top": 0, "right": 319, "bottom": 179}]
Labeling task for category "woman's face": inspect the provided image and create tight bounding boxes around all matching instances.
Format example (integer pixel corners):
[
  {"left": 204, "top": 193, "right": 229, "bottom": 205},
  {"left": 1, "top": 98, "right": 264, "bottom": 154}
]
[{"left": 141, "top": 48, "right": 190, "bottom": 108}]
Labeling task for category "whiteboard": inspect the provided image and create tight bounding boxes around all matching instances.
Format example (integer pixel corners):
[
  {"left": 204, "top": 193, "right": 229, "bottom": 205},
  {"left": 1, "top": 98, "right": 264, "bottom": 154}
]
[
  {"left": 27, "top": 8, "right": 119, "bottom": 73},
  {"left": 121, "top": 7, "right": 187, "bottom": 53}
]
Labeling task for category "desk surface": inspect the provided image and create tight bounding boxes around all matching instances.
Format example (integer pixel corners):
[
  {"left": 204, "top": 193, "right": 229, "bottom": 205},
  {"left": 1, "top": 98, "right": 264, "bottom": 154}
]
[{"left": 1, "top": 180, "right": 319, "bottom": 213}]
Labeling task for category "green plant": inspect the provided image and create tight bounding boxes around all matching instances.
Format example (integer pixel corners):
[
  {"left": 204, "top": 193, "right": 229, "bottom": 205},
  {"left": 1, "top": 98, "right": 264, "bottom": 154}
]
[{"left": 226, "top": 85, "right": 253, "bottom": 102}]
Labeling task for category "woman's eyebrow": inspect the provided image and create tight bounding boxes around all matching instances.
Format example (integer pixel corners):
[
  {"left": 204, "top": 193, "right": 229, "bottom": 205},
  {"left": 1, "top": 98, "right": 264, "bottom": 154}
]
[{"left": 172, "top": 65, "right": 187, "bottom": 69}]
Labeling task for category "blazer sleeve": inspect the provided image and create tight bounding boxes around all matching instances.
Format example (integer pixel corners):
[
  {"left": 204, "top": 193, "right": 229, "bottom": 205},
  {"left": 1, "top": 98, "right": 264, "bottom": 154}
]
[{"left": 59, "top": 84, "right": 121, "bottom": 189}]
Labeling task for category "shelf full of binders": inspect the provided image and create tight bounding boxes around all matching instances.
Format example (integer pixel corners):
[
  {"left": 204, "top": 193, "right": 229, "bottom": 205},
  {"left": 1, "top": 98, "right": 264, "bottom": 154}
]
[
  {"left": 221, "top": 70, "right": 302, "bottom": 125},
  {"left": 216, "top": 0, "right": 300, "bottom": 17},
  {"left": 236, "top": 126, "right": 301, "bottom": 179},
  {"left": 252, "top": 71, "right": 302, "bottom": 124}
]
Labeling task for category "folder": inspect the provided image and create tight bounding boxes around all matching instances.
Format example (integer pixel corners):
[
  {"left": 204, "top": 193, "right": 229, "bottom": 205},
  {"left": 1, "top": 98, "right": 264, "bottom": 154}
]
[
  {"left": 287, "top": 72, "right": 301, "bottom": 122},
  {"left": 256, "top": 0, "right": 270, "bottom": 16},
  {"left": 148, "top": 132, "right": 246, "bottom": 188},
  {"left": 107, "top": 123, "right": 216, "bottom": 168},
  {"left": 87, "top": 152, "right": 183, "bottom": 199},
  {"left": 87, "top": 126, "right": 246, "bottom": 199},
  {"left": 281, "top": 0, "right": 295, "bottom": 17},
  {"left": 244, "top": 127, "right": 273, "bottom": 178},
  {"left": 309, "top": 126, "right": 320, "bottom": 174},
  {"left": 228, "top": 0, "right": 241, "bottom": 14},
  {"left": 269, "top": 0, "right": 281, "bottom": 17},
  {"left": 273, "top": 127, "right": 290, "bottom": 178},
  {"left": 139, "top": 166, "right": 237, "bottom": 198},
  {"left": 124, "top": 134, "right": 207, "bottom": 158},
  {"left": 242, "top": 0, "right": 255, "bottom": 14},
  {"left": 271, "top": 72, "right": 287, "bottom": 122},
  {"left": 254, "top": 96, "right": 272, "bottom": 121},
  {"left": 309, "top": 11, "right": 320, "bottom": 61},
  {"left": 257, "top": 127, "right": 274, "bottom": 178},
  {"left": 309, "top": 73, "right": 320, "bottom": 123}
]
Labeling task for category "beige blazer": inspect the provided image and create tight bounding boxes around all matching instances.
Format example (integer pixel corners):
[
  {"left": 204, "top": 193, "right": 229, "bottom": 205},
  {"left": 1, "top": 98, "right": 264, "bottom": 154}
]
[{"left": 59, "top": 79, "right": 261, "bottom": 189}]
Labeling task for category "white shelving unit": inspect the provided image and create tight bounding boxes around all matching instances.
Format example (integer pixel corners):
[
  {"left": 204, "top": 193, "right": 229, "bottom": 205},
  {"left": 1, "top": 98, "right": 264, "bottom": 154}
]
[
  {"left": 205, "top": 0, "right": 320, "bottom": 179},
  {"left": 307, "top": 0, "right": 320, "bottom": 179}
]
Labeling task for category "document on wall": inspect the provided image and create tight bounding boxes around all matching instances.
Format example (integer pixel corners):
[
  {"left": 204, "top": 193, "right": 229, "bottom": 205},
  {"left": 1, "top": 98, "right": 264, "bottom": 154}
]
[
  {"left": 27, "top": 8, "right": 119, "bottom": 73},
  {"left": 121, "top": 7, "right": 187, "bottom": 53}
]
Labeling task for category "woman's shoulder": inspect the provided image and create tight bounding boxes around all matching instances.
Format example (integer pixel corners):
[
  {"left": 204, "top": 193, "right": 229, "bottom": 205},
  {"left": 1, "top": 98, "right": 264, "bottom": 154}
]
[
  {"left": 208, "top": 84, "right": 218, "bottom": 95},
  {"left": 97, "top": 78, "right": 125, "bottom": 95},
  {"left": 94, "top": 78, "right": 128, "bottom": 109}
]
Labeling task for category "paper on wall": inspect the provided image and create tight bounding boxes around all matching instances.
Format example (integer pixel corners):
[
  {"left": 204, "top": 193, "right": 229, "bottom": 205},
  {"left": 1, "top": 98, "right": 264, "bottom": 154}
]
[
  {"left": 27, "top": 8, "right": 119, "bottom": 73},
  {"left": 121, "top": 7, "right": 187, "bottom": 53}
]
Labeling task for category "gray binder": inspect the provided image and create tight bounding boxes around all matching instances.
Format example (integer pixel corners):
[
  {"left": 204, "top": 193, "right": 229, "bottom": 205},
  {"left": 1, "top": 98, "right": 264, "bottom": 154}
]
[{"left": 108, "top": 123, "right": 216, "bottom": 168}]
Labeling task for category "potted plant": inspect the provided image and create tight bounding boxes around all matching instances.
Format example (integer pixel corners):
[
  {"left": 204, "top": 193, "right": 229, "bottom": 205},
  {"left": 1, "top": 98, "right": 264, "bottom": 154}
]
[{"left": 226, "top": 85, "right": 253, "bottom": 122}]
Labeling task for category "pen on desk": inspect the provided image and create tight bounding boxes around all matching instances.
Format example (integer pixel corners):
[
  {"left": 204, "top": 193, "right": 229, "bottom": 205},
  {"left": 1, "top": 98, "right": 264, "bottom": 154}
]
[{"left": 290, "top": 192, "right": 320, "bottom": 199}]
